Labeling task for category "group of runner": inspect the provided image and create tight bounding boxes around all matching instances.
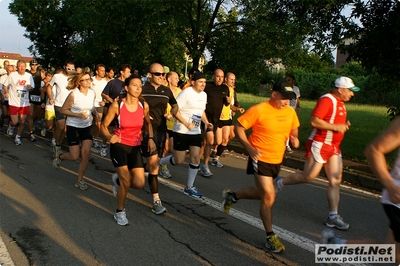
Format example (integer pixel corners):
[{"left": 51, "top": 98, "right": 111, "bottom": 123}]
[{"left": 2, "top": 60, "right": 399, "bottom": 260}]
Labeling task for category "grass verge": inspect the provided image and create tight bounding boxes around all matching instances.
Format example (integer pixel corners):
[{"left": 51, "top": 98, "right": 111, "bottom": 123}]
[{"left": 234, "top": 93, "right": 395, "bottom": 167}]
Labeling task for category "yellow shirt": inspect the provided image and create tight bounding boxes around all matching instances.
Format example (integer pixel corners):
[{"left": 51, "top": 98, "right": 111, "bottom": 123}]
[
  {"left": 166, "top": 87, "right": 182, "bottom": 130},
  {"left": 220, "top": 86, "right": 234, "bottom": 120},
  {"left": 237, "top": 101, "right": 300, "bottom": 164}
]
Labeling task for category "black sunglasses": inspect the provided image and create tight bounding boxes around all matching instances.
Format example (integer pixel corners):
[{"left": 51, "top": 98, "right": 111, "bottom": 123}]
[{"left": 151, "top": 72, "right": 166, "bottom": 77}]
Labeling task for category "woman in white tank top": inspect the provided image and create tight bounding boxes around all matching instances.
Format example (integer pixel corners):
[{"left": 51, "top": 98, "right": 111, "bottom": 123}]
[{"left": 52, "top": 72, "right": 100, "bottom": 191}]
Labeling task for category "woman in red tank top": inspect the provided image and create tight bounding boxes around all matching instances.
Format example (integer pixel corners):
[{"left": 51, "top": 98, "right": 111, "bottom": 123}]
[{"left": 101, "top": 75, "right": 155, "bottom": 226}]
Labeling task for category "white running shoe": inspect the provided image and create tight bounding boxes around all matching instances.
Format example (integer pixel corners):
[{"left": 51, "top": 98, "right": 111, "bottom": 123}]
[
  {"left": 7, "top": 126, "right": 15, "bottom": 136},
  {"left": 100, "top": 147, "right": 107, "bottom": 157},
  {"left": 114, "top": 209, "right": 129, "bottom": 226},
  {"left": 211, "top": 158, "right": 224, "bottom": 168},
  {"left": 200, "top": 164, "right": 213, "bottom": 177},
  {"left": 15, "top": 135, "right": 22, "bottom": 145},
  {"left": 159, "top": 167, "right": 172, "bottom": 178}
]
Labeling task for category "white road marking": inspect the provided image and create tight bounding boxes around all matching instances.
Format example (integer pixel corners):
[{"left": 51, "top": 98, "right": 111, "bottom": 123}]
[
  {"left": 159, "top": 178, "right": 316, "bottom": 252},
  {"left": 159, "top": 177, "right": 370, "bottom": 266},
  {"left": 0, "top": 235, "right": 15, "bottom": 266}
]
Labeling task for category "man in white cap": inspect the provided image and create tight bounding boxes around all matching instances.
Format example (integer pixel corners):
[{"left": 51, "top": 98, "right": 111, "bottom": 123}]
[{"left": 275, "top": 76, "right": 360, "bottom": 230}]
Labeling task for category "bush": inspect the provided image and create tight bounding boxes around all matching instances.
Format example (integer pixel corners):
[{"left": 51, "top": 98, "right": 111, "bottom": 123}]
[
  {"left": 235, "top": 79, "right": 259, "bottom": 95},
  {"left": 254, "top": 62, "right": 399, "bottom": 116}
]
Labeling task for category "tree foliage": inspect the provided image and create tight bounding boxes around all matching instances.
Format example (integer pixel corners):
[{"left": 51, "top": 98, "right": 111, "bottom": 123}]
[
  {"left": 9, "top": 0, "right": 242, "bottom": 73},
  {"left": 8, "top": 0, "right": 400, "bottom": 118},
  {"left": 264, "top": 0, "right": 400, "bottom": 117},
  {"left": 9, "top": 0, "right": 76, "bottom": 67}
]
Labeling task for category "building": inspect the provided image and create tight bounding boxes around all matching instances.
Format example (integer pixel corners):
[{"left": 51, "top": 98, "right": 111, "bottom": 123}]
[
  {"left": 265, "top": 58, "right": 285, "bottom": 73},
  {"left": 0, "top": 52, "right": 34, "bottom": 69},
  {"left": 336, "top": 38, "right": 356, "bottom": 68}
]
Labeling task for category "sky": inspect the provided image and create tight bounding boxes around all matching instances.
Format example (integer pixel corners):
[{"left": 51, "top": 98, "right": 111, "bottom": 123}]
[{"left": 0, "top": 0, "right": 32, "bottom": 56}]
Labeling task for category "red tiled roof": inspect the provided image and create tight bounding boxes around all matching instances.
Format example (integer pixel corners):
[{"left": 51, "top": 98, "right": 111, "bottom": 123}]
[{"left": 0, "top": 52, "right": 33, "bottom": 61}]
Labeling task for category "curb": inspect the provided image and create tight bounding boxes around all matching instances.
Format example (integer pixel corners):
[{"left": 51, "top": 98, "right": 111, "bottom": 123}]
[{"left": 226, "top": 143, "right": 382, "bottom": 193}]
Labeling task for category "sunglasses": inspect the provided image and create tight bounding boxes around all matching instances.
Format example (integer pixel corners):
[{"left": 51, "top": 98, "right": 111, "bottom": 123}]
[
  {"left": 151, "top": 72, "right": 166, "bottom": 77},
  {"left": 31, "top": 63, "right": 38, "bottom": 66},
  {"left": 67, "top": 67, "right": 75, "bottom": 71},
  {"left": 80, "top": 78, "right": 91, "bottom": 82}
]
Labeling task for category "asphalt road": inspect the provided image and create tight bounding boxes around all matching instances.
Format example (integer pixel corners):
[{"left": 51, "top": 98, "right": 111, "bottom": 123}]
[{"left": 0, "top": 132, "right": 389, "bottom": 266}]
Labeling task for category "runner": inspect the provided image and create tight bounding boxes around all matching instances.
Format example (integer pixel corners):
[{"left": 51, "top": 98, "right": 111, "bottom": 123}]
[
  {"left": 141, "top": 63, "right": 188, "bottom": 214},
  {"left": 159, "top": 72, "right": 213, "bottom": 197},
  {"left": 275, "top": 76, "right": 360, "bottom": 230},
  {"left": 222, "top": 78, "right": 299, "bottom": 253},
  {"left": 53, "top": 72, "right": 100, "bottom": 190},
  {"left": 200, "top": 69, "right": 230, "bottom": 177},
  {"left": 159, "top": 71, "right": 182, "bottom": 179},
  {"left": 101, "top": 75, "right": 155, "bottom": 225},
  {"left": 47, "top": 61, "right": 76, "bottom": 156},
  {"left": 3, "top": 60, "right": 35, "bottom": 145}
]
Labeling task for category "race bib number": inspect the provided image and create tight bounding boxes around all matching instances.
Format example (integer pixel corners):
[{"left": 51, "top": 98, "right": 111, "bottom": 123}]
[
  {"left": 190, "top": 114, "right": 201, "bottom": 128},
  {"left": 30, "top": 95, "right": 42, "bottom": 102}
]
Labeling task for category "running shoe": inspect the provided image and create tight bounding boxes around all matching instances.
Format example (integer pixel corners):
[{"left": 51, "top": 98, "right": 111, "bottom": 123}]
[
  {"left": 211, "top": 158, "right": 224, "bottom": 168},
  {"left": 53, "top": 145, "right": 61, "bottom": 158},
  {"left": 51, "top": 138, "right": 56, "bottom": 147},
  {"left": 159, "top": 167, "right": 172, "bottom": 179},
  {"left": 53, "top": 149, "right": 63, "bottom": 169},
  {"left": 7, "top": 125, "right": 15, "bottom": 136},
  {"left": 114, "top": 209, "right": 129, "bottom": 226},
  {"left": 265, "top": 233, "right": 285, "bottom": 253},
  {"left": 75, "top": 179, "right": 88, "bottom": 190},
  {"left": 210, "top": 149, "right": 216, "bottom": 158},
  {"left": 100, "top": 146, "right": 107, "bottom": 157},
  {"left": 274, "top": 176, "right": 283, "bottom": 193},
  {"left": 111, "top": 173, "right": 119, "bottom": 197},
  {"left": 15, "top": 135, "right": 22, "bottom": 145},
  {"left": 30, "top": 133, "right": 37, "bottom": 142},
  {"left": 151, "top": 199, "right": 167, "bottom": 215},
  {"left": 326, "top": 215, "right": 350, "bottom": 230},
  {"left": 200, "top": 164, "right": 213, "bottom": 177},
  {"left": 40, "top": 127, "right": 46, "bottom": 137},
  {"left": 183, "top": 186, "right": 202, "bottom": 198},
  {"left": 285, "top": 146, "right": 293, "bottom": 154},
  {"left": 221, "top": 189, "right": 236, "bottom": 214},
  {"left": 321, "top": 229, "right": 345, "bottom": 244},
  {"left": 93, "top": 139, "right": 101, "bottom": 149}
]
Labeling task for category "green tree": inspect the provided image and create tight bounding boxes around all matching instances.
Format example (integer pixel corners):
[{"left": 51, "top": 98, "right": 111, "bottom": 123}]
[
  {"left": 9, "top": 0, "right": 76, "bottom": 67},
  {"left": 264, "top": 0, "right": 400, "bottom": 117}
]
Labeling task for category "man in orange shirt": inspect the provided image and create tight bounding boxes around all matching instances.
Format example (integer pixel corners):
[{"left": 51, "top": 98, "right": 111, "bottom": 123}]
[{"left": 222, "top": 78, "right": 300, "bottom": 254}]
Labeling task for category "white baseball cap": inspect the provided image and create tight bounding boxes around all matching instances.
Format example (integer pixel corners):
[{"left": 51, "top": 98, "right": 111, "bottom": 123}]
[{"left": 334, "top": 76, "right": 360, "bottom": 91}]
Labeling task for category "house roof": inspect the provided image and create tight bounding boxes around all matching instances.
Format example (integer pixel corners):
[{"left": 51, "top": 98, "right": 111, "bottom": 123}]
[{"left": 0, "top": 52, "right": 34, "bottom": 62}]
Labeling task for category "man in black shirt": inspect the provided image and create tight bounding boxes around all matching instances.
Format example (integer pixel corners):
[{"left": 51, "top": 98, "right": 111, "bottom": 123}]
[
  {"left": 27, "top": 59, "right": 44, "bottom": 142},
  {"left": 200, "top": 69, "right": 230, "bottom": 177},
  {"left": 141, "top": 62, "right": 188, "bottom": 214}
]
